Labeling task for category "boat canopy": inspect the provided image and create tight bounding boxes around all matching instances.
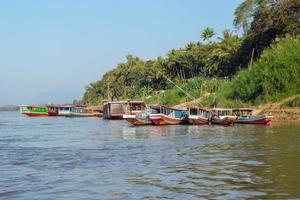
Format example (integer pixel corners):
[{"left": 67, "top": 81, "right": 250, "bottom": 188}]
[
  {"left": 211, "top": 108, "right": 233, "bottom": 116},
  {"left": 232, "top": 108, "right": 254, "bottom": 116}
]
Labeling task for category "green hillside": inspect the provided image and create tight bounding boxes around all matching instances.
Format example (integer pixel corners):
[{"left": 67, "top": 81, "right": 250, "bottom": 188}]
[{"left": 83, "top": 0, "right": 300, "bottom": 106}]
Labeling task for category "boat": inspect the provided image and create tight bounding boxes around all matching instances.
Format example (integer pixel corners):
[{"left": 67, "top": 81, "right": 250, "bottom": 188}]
[
  {"left": 233, "top": 108, "right": 273, "bottom": 124},
  {"left": 123, "top": 107, "right": 159, "bottom": 126},
  {"left": 47, "top": 105, "right": 59, "bottom": 116},
  {"left": 149, "top": 106, "right": 187, "bottom": 125},
  {"left": 58, "top": 105, "right": 74, "bottom": 116},
  {"left": 19, "top": 105, "right": 49, "bottom": 117},
  {"left": 123, "top": 113, "right": 153, "bottom": 125},
  {"left": 211, "top": 108, "right": 237, "bottom": 125},
  {"left": 85, "top": 106, "right": 103, "bottom": 117},
  {"left": 187, "top": 107, "right": 211, "bottom": 125},
  {"left": 103, "top": 100, "right": 145, "bottom": 119},
  {"left": 68, "top": 106, "right": 102, "bottom": 117}
]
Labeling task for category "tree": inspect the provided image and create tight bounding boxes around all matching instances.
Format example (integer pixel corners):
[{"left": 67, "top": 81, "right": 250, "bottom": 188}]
[{"left": 200, "top": 27, "right": 216, "bottom": 42}]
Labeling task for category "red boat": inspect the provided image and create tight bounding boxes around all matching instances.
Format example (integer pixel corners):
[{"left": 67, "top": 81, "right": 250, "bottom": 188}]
[
  {"left": 211, "top": 108, "right": 237, "bottom": 126},
  {"left": 187, "top": 107, "right": 211, "bottom": 125},
  {"left": 47, "top": 106, "right": 59, "bottom": 116},
  {"left": 149, "top": 106, "right": 187, "bottom": 125}
]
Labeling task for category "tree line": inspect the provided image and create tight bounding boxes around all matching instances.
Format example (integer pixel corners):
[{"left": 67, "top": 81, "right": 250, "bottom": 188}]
[{"left": 83, "top": 0, "right": 300, "bottom": 105}]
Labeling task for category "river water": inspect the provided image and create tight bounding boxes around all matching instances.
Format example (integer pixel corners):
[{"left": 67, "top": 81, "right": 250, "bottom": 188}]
[{"left": 0, "top": 111, "right": 300, "bottom": 200}]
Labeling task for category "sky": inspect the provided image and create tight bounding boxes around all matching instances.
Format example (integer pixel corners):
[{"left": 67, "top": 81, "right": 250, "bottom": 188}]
[{"left": 0, "top": 0, "right": 243, "bottom": 106}]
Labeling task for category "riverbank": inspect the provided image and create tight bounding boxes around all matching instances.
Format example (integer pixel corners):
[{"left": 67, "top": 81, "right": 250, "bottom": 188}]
[{"left": 172, "top": 95, "right": 300, "bottom": 122}]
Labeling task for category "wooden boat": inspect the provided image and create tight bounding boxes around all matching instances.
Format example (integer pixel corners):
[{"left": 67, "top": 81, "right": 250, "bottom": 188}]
[
  {"left": 58, "top": 105, "right": 73, "bottom": 116},
  {"left": 19, "top": 105, "right": 48, "bottom": 117},
  {"left": 67, "top": 106, "right": 102, "bottom": 117},
  {"left": 123, "top": 113, "right": 153, "bottom": 125},
  {"left": 233, "top": 108, "right": 273, "bottom": 124},
  {"left": 85, "top": 106, "right": 103, "bottom": 117},
  {"left": 211, "top": 108, "right": 237, "bottom": 126},
  {"left": 149, "top": 106, "right": 187, "bottom": 125},
  {"left": 47, "top": 105, "right": 59, "bottom": 116},
  {"left": 123, "top": 107, "right": 159, "bottom": 126},
  {"left": 187, "top": 107, "right": 211, "bottom": 125},
  {"left": 103, "top": 100, "right": 145, "bottom": 119}
]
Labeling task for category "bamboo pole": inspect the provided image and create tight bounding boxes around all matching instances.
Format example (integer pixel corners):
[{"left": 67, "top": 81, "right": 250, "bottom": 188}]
[{"left": 158, "top": 71, "right": 196, "bottom": 100}]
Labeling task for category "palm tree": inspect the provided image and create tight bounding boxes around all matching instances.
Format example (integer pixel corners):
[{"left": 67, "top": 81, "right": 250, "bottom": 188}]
[{"left": 200, "top": 27, "right": 216, "bottom": 42}]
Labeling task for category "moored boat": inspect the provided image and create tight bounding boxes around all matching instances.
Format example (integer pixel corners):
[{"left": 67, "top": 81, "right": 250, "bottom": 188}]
[
  {"left": 187, "top": 107, "right": 211, "bottom": 125},
  {"left": 47, "top": 105, "right": 59, "bottom": 116},
  {"left": 123, "top": 113, "right": 153, "bottom": 125},
  {"left": 233, "top": 108, "right": 273, "bottom": 124},
  {"left": 58, "top": 105, "right": 73, "bottom": 116},
  {"left": 67, "top": 106, "right": 101, "bottom": 117},
  {"left": 103, "top": 100, "right": 145, "bottom": 119},
  {"left": 149, "top": 106, "right": 187, "bottom": 125},
  {"left": 211, "top": 108, "right": 237, "bottom": 126},
  {"left": 123, "top": 107, "right": 159, "bottom": 126},
  {"left": 19, "top": 105, "right": 49, "bottom": 117}
]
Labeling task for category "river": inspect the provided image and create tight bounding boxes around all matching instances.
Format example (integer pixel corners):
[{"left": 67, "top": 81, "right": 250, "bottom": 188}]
[{"left": 0, "top": 112, "right": 300, "bottom": 199}]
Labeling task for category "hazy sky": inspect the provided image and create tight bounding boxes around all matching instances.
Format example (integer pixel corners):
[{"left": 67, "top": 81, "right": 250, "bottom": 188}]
[{"left": 0, "top": 0, "right": 242, "bottom": 106}]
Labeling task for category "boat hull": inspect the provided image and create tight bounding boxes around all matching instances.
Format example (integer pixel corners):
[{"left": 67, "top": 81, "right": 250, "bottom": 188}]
[
  {"left": 67, "top": 112, "right": 101, "bottom": 117},
  {"left": 212, "top": 116, "right": 236, "bottom": 126},
  {"left": 48, "top": 111, "right": 58, "bottom": 116},
  {"left": 188, "top": 115, "right": 209, "bottom": 125},
  {"left": 23, "top": 112, "right": 48, "bottom": 117},
  {"left": 236, "top": 116, "right": 273, "bottom": 124},
  {"left": 150, "top": 114, "right": 185, "bottom": 125},
  {"left": 123, "top": 115, "right": 152, "bottom": 126}
]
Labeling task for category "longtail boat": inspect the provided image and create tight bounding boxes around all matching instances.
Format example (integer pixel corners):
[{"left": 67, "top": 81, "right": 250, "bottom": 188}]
[
  {"left": 123, "top": 107, "right": 159, "bottom": 126},
  {"left": 68, "top": 106, "right": 102, "bottom": 117},
  {"left": 211, "top": 108, "right": 237, "bottom": 126},
  {"left": 19, "top": 105, "right": 48, "bottom": 117},
  {"left": 58, "top": 105, "right": 73, "bottom": 116},
  {"left": 150, "top": 106, "right": 187, "bottom": 125},
  {"left": 123, "top": 113, "right": 153, "bottom": 125},
  {"left": 187, "top": 107, "right": 211, "bottom": 125},
  {"left": 233, "top": 108, "right": 273, "bottom": 124}
]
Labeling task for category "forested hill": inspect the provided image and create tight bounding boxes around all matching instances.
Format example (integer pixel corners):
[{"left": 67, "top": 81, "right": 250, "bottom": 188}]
[{"left": 83, "top": 0, "right": 300, "bottom": 106}]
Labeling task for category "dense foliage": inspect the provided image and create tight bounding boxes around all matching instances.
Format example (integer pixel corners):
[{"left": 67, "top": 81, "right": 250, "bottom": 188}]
[
  {"left": 83, "top": 0, "right": 300, "bottom": 106},
  {"left": 200, "top": 36, "right": 300, "bottom": 107}
]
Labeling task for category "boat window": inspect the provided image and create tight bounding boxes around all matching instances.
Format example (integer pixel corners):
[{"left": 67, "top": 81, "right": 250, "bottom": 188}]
[{"left": 190, "top": 109, "right": 198, "bottom": 115}]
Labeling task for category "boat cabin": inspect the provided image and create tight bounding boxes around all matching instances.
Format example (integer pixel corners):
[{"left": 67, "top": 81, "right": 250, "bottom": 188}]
[
  {"left": 103, "top": 100, "right": 145, "bottom": 119},
  {"left": 19, "top": 105, "right": 47, "bottom": 113},
  {"left": 58, "top": 105, "right": 74, "bottom": 116},
  {"left": 71, "top": 106, "right": 85, "bottom": 113},
  {"left": 232, "top": 108, "right": 253, "bottom": 116},
  {"left": 188, "top": 107, "right": 211, "bottom": 118},
  {"left": 211, "top": 108, "right": 233, "bottom": 117},
  {"left": 160, "top": 106, "right": 187, "bottom": 118}
]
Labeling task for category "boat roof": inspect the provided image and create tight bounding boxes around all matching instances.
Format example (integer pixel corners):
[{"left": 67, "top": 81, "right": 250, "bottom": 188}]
[
  {"left": 59, "top": 105, "right": 74, "bottom": 108},
  {"left": 148, "top": 104, "right": 187, "bottom": 111},
  {"left": 188, "top": 106, "right": 211, "bottom": 112},
  {"left": 232, "top": 108, "right": 253, "bottom": 111},
  {"left": 19, "top": 105, "right": 46, "bottom": 108},
  {"left": 105, "top": 100, "right": 145, "bottom": 104},
  {"left": 211, "top": 108, "right": 233, "bottom": 111}
]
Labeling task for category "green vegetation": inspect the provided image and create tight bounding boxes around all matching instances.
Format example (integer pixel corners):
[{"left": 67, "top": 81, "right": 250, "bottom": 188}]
[
  {"left": 83, "top": 0, "right": 300, "bottom": 107},
  {"left": 200, "top": 36, "right": 300, "bottom": 107}
]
